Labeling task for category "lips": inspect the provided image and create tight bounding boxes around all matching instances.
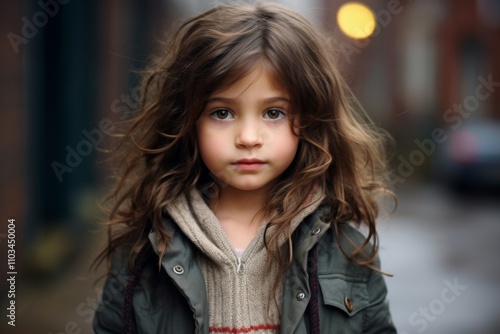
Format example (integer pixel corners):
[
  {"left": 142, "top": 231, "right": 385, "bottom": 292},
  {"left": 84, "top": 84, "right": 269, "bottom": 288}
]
[
  {"left": 231, "top": 158, "right": 266, "bottom": 171},
  {"left": 233, "top": 159, "right": 266, "bottom": 164}
]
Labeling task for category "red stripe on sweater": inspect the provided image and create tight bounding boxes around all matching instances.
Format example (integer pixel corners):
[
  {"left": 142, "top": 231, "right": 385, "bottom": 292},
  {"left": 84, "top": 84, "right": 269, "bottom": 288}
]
[{"left": 209, "top": 324, "right": 280, "bottom": 333}]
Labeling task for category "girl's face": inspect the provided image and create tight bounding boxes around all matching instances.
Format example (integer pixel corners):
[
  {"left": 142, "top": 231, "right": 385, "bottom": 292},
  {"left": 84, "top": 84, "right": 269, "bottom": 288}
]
[{"left": 196, "top": 66, "right": 299, "bottom": 195}]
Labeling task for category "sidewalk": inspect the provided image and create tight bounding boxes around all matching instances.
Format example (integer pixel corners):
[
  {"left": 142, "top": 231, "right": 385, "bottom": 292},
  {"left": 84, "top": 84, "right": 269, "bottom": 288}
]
[{"left": 380, "top": 184, "right": 500, "bottom": 334}]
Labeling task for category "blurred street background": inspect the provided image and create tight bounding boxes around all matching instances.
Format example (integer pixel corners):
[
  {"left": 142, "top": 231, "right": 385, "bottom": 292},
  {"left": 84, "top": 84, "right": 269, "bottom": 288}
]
[{"left": 1, "top": 0, "right": 499, "bottom": 333}]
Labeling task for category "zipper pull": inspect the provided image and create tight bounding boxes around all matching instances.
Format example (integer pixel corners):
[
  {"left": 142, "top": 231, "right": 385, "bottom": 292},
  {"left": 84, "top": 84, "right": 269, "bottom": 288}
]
[{"left": 236, "top": 257, "right": 243, "bottom": 273}]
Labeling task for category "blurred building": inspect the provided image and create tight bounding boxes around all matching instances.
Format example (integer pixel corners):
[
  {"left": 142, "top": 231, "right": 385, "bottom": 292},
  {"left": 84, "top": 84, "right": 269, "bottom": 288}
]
[
  {"left": 323, "top": 0, "right": 500, "bottom": 123},
  {"left": 321, "top": 0, "right": 500, "bottom": 188}
]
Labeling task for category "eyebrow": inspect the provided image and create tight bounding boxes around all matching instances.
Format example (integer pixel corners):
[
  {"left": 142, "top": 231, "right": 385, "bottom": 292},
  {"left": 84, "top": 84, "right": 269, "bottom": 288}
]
[{"left": 206, "top": 96, "right": 291, "bottom": 104}]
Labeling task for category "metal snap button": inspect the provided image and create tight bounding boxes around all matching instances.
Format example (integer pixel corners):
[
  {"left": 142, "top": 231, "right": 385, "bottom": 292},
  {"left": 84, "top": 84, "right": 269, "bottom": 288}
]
[
  {"left": 344, "top": 296, "right": 353, "bottom": 313},
  {"left": 173, "top": 265, "right": 184, "bottom": 275},
  {"left": 311, "top": 227, "right": 321, "bottom": 235},
  {"left": 296, "top": 292, "right": 306, "bottom": 301}
]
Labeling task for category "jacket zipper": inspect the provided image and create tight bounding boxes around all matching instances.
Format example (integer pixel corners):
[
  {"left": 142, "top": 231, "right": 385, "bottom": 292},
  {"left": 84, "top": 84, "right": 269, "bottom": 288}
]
[{"left": 235, "top": 257, "right": 243, "bottom": 273}]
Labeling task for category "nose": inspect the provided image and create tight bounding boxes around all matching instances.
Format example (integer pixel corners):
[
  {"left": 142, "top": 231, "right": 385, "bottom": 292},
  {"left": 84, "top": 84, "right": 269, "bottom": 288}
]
[{"left": 235, "top": 119, "right": 263, "bottom": 149}]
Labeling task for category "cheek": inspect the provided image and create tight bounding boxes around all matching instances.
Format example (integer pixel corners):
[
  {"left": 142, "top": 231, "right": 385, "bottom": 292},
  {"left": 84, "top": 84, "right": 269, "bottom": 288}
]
[
  {"left": 273, "top": 130, "right": 299, "bottom": 163},
  {"left": 197, "top": 127, "right": 227, "bottom": 169}
]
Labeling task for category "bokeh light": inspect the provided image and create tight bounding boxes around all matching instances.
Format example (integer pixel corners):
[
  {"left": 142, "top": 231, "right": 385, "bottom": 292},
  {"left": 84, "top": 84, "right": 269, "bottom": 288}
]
[{"left": 337, "top": 2, "right": 376, "bottom": 39}]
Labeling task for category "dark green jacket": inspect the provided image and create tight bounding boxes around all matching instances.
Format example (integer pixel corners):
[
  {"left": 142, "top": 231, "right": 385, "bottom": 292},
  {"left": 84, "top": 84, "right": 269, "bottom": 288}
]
[{"left": 93, "top": 207, "right": 396, "bottom": 333}]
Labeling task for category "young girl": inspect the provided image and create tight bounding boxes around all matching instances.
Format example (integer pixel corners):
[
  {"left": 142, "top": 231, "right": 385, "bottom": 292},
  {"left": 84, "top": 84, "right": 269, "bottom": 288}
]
[{"left": 93, "top": 3, "right": 396, "bottom": 333}]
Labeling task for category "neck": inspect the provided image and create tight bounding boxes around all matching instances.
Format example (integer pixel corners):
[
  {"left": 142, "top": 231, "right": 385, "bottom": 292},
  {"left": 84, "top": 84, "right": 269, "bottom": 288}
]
[{"left": 210, "top": 185, "right": 270, "bottom": 225}]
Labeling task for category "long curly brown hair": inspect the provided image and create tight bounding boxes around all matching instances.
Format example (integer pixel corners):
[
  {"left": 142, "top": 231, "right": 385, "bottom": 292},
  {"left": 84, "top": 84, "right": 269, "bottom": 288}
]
[{"left": 94, "top": 3, "right": 395, "bottom": 283}]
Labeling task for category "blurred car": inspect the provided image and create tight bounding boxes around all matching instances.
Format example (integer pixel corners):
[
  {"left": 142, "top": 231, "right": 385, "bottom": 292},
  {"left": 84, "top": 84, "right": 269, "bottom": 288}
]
[{"left": 435, "top": 120, "right": 500, "bottom": 192}]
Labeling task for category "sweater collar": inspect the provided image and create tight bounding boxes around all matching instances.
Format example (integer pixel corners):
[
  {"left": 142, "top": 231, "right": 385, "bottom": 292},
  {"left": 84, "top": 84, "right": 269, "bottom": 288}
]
[{"left": 163, "top": 187, "right": 325, "bottom": 266}]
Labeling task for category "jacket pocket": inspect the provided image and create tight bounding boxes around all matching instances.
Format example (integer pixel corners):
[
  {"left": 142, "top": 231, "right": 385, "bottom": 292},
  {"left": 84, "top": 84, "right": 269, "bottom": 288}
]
[{"left": 318, "top": 274, "right": 369, "bottom": 317}]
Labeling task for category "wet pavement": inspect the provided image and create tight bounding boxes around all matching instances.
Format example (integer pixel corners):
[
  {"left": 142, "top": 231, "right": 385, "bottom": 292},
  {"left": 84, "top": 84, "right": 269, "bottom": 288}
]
[{"left": 380, "top": 184, "right": 500, "bottom": 334}]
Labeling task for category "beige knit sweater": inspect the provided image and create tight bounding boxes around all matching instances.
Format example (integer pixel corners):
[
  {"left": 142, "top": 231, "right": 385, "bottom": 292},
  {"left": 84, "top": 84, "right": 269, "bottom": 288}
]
[{"left": 165, "top": 188, "right": 323, "bottom": 334}]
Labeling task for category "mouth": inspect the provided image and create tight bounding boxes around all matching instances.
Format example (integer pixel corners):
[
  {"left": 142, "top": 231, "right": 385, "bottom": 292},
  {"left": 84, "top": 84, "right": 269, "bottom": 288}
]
[
  {"left": 231, "top": 159, "right": 267, "bottom": 170},
  {"left": 233, "top": 158, "right": 266, "bottom": 164}
]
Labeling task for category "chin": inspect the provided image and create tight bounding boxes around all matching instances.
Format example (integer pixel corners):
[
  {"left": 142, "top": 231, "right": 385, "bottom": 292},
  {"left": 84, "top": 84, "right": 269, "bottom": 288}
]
[{"left": 229, "top": 182, "right": 271, "bottom": 192}]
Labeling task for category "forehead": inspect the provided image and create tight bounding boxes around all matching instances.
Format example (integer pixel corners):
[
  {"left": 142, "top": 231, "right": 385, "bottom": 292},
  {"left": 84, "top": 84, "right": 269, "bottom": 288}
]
[{"left": 209, "top": 64, "right": 289, "bottom": 99}]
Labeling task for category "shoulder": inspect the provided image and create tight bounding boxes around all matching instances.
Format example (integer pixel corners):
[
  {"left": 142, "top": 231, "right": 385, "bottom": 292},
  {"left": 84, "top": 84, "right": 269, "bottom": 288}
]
[
  {"left": 293, "top": 203, "right": 379, "bottom": 277},
  {"left": 316, "top": 222, "right": 377, "bottom": 277}
]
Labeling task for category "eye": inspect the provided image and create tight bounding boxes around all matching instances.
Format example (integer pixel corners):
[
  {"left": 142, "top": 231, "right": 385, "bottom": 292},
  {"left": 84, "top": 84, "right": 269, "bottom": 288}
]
[
  {"left": 210, "top": 109, "right": 234, "bottom": 120},
  {"left": 263, "top": 108, "right": 286, "bottom": 120}
]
